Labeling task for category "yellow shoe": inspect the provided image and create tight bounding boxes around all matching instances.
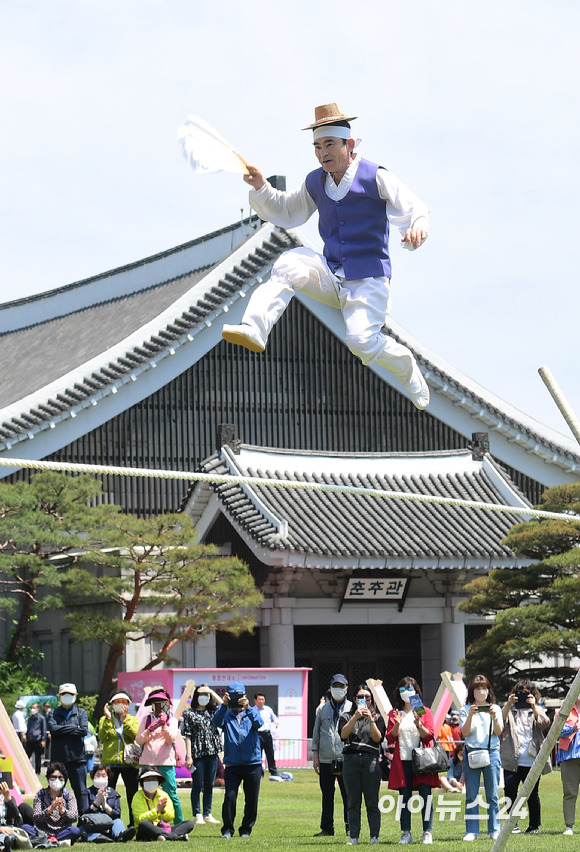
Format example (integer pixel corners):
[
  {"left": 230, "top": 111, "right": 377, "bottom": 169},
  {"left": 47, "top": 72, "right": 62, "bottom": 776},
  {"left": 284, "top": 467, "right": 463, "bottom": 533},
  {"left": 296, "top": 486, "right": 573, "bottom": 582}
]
[{"left": 222, "top": 324, "right": 265, "bottom": 353}]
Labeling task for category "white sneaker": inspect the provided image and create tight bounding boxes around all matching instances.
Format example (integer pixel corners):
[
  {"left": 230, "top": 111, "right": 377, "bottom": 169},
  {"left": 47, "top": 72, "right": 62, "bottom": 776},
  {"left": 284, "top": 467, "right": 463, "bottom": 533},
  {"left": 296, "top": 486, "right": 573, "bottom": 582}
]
[
  {"left": 563, "top": 827, "right": 574, "bottom": 835},
  {"left": 370, "top": 839, "right": 379, "bottom": 846},
  {"left": 422, "top": 831, "right": 433, "bottom": 845},
  {"left": 222, "top": 323, "right": 266, "bottom": 353},
  {"left": 489, "top": 832, "right": 499, "bottom": 840},
  {"left": 347, "top": 839, "right": 358, "bottom": 846},
  {"left": 407, "top": 364, "right": 430, "bottom": 410},
  {"left": 194, "top": 814, "right": 205, "bottom": 826},
  {"left": 204, "top": 815, "right": 220, "bottom": 824},
  {"left": 399, "top": 833, "right": 412, "bottom": 845},
  {"left": 462, "top": 833, "right": 477, "bottom": 842}
]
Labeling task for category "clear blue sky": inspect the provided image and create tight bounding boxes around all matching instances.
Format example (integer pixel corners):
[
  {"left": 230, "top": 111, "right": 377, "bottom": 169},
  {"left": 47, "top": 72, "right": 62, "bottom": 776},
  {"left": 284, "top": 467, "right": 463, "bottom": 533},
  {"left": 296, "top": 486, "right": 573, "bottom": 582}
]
[{"left": 1, "top": 0, "right": 578, "bottom": 437}]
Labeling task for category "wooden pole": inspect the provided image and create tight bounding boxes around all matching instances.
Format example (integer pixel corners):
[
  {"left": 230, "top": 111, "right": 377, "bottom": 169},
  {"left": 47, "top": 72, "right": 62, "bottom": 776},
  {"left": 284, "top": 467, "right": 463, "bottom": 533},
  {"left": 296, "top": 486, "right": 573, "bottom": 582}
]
[
  {"left": 491, "top": 370, "right": 580, "bottom": 851},
  {"left": 538, "top": 366, "right": 580, "bottom": 445}
]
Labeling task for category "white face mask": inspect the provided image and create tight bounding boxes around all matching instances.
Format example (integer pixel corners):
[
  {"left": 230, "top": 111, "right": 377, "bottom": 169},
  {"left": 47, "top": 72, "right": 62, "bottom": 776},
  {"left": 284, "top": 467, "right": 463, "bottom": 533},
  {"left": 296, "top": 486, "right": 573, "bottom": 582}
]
[
  {"left": 112, "top": 704, "right": 126, "bottom": 715},
  {"left": 143, "top": 781, "right": 159, "bottom": 794},
  {"left": 49, "top": 779, "right": 65, "bottom": 792},
  {"left": 331, "top": 687, "right": 346, "bottom": 702},
  {"left": 93, "top": 777, "right": 108, "bottom": 789},
  {"left": 474, "top": 689, "right": 489, "bottom": 702},
  {"left": 60, "top": 694, "right": 75, "bottom": 708},
  {"left": 30, "top": 708, "right": 38, "bottom": 715},
  {"left": 197, "top": 695, "right": 210, "bottom": 707},
  {"left": 400, "top": 688, "right": 416, "bottom": 701}
]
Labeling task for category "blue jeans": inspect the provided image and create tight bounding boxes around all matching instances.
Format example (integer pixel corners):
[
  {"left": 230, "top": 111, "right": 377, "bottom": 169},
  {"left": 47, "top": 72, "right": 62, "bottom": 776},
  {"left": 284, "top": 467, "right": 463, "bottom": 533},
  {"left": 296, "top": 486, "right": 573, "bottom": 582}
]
[
  {"left": 85, "top": 818, "right": 126, "bottom": 842},
  {"left": 191, "top": 754, "right": 219, "bottom": 816},
  {"left": 399, "top": 760, "right": 434, "bottom": 833},
  {"left": 463, "top": 748, "right": 501, "bottom": 835}
]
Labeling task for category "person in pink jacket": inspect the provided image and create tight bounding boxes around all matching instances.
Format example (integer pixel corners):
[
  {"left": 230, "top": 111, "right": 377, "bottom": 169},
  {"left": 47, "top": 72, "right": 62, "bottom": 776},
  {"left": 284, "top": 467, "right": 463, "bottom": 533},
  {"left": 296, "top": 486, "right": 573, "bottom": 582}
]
[
  {"left": 386, "top": 677, "right": 440, "bottom": 846},
  {"left": 135, "top": 688, "right": 184, "bottom": 824}
]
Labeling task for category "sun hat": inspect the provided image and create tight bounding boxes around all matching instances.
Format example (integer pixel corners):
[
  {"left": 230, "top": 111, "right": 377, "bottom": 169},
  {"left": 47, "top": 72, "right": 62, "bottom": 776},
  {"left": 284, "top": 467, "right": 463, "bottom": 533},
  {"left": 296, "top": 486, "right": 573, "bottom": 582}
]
[
  {"left": 138, "top": 766, "right": 164, "bottom": 783},
  {"left": 144, "top": 688, "right": 171, "bottom": 705},
  {"left": 302, "top": 103, "right": 357, "bottom": 130}
]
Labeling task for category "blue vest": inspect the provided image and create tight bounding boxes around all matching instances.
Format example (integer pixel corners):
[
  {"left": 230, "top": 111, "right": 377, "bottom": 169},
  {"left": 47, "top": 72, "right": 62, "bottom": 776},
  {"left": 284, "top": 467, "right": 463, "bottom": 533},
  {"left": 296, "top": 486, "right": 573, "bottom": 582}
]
[{"left": 305, "top": 158, "right": 391, "bottom": 280}]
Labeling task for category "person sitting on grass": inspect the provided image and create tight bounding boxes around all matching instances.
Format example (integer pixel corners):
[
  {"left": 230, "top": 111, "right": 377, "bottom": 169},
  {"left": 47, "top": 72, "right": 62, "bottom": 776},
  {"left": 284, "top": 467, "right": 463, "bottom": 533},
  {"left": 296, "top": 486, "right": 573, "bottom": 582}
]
[{"left": 132, "top": 767, "right": 194, "bottom": 842}]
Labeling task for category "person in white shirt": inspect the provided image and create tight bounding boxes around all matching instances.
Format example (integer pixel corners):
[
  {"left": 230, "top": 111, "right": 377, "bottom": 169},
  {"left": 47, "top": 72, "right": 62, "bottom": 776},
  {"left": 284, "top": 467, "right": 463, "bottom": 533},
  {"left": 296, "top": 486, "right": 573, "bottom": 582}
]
[
  {"left": 11, "top": 701, "right": 26, "bottom": 743},
  {"left": 222, "top": 102, "right": 430, "bottom": 411},
  {"left": 254, "top": 693, "right": 279, "bottom": 776}
]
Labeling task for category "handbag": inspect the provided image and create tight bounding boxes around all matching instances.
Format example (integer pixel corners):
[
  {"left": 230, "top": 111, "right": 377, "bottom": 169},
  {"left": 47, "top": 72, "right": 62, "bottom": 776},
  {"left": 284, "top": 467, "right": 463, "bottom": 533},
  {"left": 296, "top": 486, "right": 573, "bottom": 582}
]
[
  {"left": 466, "top": 713, "right": 493, "bottom": 769},
  {"left": 412, "top": 742, "right": 450, "bottom": 775},
  {"left": 123, "top": 741, "right": 143, "bottom": 767},
  {"left": 78, "top": 813, "right": 115, "bottom": 831}
]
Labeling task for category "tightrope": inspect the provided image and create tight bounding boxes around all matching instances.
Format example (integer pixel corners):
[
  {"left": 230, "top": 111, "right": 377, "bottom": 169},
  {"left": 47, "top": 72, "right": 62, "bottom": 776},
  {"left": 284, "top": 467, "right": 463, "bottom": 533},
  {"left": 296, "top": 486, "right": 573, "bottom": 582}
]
[{"left": 0, "top": 456, "right": 573, "bottom": 522}]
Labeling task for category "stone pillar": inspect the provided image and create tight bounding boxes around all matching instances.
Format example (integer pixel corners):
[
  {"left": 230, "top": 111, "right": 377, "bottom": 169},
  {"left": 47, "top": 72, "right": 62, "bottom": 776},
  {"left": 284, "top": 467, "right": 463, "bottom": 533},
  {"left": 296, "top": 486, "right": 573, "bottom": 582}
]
[
  {"left": 267, "top": 601, "right": 295, "bottom": 667},
  {"left": 194, "top": 632, "right": 217, "bottom": 668},
  {"left": 440, "top": 620, "right": 465, "bottom": 675}
]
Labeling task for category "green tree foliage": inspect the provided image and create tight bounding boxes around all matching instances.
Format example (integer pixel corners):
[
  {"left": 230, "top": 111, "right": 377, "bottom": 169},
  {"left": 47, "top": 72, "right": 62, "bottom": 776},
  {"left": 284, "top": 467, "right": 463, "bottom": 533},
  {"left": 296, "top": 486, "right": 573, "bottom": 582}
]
[
  {"left": 0, "top": 472, "right": 118, "bottom": 662},
  {"left": 64, "top": 511, "right": 262, "bottom": 717},
  {"left": 1, "top": 473, "right": 262, "bottom": 719},
  {"left": 458, "top": 482, "right": 580, "bottom": 697}
]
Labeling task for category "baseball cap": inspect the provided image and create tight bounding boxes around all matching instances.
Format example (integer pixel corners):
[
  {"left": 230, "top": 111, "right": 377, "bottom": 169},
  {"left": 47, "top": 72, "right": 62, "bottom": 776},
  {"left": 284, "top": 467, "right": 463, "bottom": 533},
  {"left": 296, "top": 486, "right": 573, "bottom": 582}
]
[
  {"left": 228, "top": 682, "right": 246, "bottom": 701},
  {"left": 59, "top": 683, "right": 77, "bottom": 695},
  {"left": 330, "top": 674, "right": 348, "bottom": 686}
]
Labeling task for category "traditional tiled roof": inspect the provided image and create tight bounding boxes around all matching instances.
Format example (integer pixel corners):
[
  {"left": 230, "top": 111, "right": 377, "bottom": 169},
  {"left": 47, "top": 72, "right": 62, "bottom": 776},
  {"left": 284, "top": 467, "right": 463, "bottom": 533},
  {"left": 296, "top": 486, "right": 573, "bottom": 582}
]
[
  {"left": 0, "top": 220, "right": 300, "bottom": 445},
  {"left": 0, "top": 214, "right": 578, "bottom": 484},
  {"left": 184, "top": 444, "right": 534, "bottom": 570}
]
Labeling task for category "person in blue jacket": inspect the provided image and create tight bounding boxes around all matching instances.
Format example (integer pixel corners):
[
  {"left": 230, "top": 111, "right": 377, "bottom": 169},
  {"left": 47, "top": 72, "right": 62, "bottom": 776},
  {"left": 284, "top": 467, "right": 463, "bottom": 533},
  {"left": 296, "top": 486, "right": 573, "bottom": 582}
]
[{"left": 212, "top": 682, "right": 263, "bottom": 838}]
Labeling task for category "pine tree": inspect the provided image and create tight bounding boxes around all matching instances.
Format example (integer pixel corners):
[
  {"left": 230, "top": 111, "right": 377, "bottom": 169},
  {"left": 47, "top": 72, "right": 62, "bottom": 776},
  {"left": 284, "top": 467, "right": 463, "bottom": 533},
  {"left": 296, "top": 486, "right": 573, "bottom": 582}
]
[{"left": 458, "top": 482, "right": 580, "bottom": 697}]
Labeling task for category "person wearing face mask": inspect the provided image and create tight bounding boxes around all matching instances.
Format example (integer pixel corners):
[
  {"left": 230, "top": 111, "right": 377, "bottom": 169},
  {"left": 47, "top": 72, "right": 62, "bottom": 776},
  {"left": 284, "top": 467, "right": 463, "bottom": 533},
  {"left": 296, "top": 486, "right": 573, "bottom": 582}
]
[
  {"left": 339, "top": 684, "right": 386, "bottom": 846},
  {"left": 136, "top": 688, "right": 184, "bottom": 826},
  {"left": 25, "top": 704, "right": 46, "bottom": 775},
  {"left": 459, "top": 675, "right": 503, "bottom": 841},
  {"left": 132, "top": 767, "right": 194, "bottom": 841},
  {"left": 182, "top": 685, "right": 223, "bottom": 825},
  {"left": 501, "top": 679, "right": 550, "bottom": 835},
  {"left": 211, "top": 682, "right": 264, "bottom": 838},
  {"left": 387, "top": 677, "right": 440, "bottom": 845},
  {"left": 311, "top": 674, "right": 352, "bottom": 838},
  {"left": 79, "top": 765, "right": 135, "bottom": 843},
  {"left": 97, "top": 692, "right": 140, "bottom": 826},
  {"left": 31, "top": 762, "right": 82, "bottom": 844},
  {"left": 47, "top": 684, "right": 89, "bottom": 816}
]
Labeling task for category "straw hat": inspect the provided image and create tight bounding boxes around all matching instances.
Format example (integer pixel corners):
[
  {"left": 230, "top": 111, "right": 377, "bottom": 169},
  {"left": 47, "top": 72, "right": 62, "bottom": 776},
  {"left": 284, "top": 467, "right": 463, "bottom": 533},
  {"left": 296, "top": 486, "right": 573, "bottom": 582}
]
[{"left": 302, "top": 103, "right": 357, "bottom": 130}]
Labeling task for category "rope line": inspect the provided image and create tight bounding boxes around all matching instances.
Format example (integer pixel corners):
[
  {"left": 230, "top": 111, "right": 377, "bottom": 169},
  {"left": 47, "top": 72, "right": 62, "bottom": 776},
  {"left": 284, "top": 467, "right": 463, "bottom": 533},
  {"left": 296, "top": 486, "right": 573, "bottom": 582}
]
[{"left": 0, "top": 456, "right": 572, "bottom": 522}]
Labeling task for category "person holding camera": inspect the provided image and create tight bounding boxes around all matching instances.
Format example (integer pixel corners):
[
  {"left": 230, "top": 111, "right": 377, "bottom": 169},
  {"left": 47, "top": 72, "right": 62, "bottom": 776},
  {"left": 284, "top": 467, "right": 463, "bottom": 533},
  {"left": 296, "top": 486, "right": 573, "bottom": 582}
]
[
  {"left": 387, "top": 677, "right": 440, "bottom": 845},
  {"left": 311, "top": 674, "right": 352, "bottom": 838},
  {"left": 500, "top": 679, "right": 550, "bottom": 835},
  {"left": 459, "top": 675, "right": 503, "bottom": 841},
  {"left": 338, "top": 685, "right": 386, "bottom": 846},
  {"left": 97, "top": 691, "right": 140, "bottom": 826},
  {"left": 183, "top": 684, "right": 223, "bottom": 825},
  {"left": 211, "top": 682, "right": 263, "bottom": 838}
]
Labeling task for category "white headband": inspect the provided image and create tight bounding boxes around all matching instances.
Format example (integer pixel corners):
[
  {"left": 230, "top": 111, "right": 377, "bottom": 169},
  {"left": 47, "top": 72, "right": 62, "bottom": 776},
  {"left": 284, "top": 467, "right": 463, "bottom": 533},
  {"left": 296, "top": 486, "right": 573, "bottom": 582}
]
[{"left": 312, "top": 125, "right": 353, "bottom": 141}]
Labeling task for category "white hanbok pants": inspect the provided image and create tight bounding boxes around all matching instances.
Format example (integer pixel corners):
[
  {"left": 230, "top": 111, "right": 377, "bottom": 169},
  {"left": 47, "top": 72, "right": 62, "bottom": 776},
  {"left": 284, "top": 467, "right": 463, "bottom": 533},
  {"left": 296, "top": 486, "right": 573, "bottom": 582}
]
[{"left": 239, "top": 247, "right": 416, "bottom": 386}]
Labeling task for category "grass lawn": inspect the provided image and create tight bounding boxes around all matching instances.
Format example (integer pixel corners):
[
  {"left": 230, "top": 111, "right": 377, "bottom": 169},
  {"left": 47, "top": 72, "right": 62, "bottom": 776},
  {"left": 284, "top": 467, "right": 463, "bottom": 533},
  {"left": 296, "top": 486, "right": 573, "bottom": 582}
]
[{"left": 56, "top": 768, "right": 574, "bottom": 849}]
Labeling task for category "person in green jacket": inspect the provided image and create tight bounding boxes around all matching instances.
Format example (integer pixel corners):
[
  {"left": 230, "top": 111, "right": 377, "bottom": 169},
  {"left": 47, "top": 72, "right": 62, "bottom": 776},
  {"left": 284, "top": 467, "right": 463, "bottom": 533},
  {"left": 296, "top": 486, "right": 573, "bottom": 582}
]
[
  {"left": 132, "top": 767, "right": 194, "bottom": 841},
  {"left": 97, "top": 691, "right": 140, "bottom": 826}
]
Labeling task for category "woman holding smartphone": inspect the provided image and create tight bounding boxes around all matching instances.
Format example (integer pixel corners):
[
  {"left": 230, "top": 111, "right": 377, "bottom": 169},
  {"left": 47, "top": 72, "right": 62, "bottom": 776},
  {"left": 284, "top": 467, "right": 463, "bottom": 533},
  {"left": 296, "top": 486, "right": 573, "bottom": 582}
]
[
  {"left": 501, "top": 679, "right": 550, "bottom": 835},
  {"left": 387, "top": 677, "right": 440, "bottom": 845},
  {"left": 459, "top": 674, "right": 503, "bottom": 841},
  {"left": 338, "top": 684, "right": 386, "bottom": 846}
]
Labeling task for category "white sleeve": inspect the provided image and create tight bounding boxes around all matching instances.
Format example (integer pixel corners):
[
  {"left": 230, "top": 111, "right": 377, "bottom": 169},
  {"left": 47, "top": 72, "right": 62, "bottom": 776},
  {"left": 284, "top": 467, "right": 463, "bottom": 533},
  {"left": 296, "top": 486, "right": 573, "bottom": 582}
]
[
  {"left": 376, "top": 167, "right": 430, "bottom": 249},
  {"left": 249, "top": 180, "right": 317, "bottom": 228}
]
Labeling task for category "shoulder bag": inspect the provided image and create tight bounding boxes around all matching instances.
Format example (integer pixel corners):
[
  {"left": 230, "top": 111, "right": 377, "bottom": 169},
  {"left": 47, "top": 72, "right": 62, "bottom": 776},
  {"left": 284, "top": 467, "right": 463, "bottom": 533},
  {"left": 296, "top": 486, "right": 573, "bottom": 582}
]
[
  {"left": 467, "top": 713, "right": 493, "bottom": 769},
  {"left": 412, "top": 741, "right": 450, "bottom": 775}
]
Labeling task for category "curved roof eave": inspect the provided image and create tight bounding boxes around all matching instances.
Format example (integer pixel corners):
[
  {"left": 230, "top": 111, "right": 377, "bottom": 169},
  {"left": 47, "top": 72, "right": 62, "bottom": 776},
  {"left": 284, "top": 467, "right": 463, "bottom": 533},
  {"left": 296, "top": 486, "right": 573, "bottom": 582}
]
[{"left": 0, "top": 222, "right": 298, "bottom": 466}]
